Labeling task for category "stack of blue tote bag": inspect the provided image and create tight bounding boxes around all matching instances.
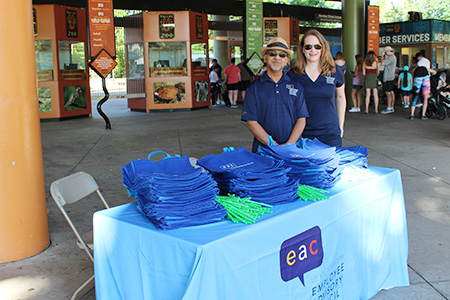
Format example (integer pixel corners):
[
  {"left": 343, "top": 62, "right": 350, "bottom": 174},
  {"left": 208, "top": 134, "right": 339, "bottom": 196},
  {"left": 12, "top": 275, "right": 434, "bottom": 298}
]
[
  {"left": 121, "top": 151, "right": 227, "bottom": 230},
  {"left": 197, "top": 147, "right": 298, "bottom": 205}
]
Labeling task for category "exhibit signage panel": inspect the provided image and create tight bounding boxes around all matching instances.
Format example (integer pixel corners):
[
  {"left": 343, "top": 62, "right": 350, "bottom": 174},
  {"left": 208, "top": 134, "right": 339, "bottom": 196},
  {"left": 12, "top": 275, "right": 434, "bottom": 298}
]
[
  {"left": 380, "top": 20, "right": 450, "bottom": 46},
  {"left": 88, "top": 0, "right": 115, "bottom": 57},
  {"left": 367, "top": 6, "right": 379, "bottom": 54},
  {"left": 246, "top": 0, "right": 263, "bottom": 58}
]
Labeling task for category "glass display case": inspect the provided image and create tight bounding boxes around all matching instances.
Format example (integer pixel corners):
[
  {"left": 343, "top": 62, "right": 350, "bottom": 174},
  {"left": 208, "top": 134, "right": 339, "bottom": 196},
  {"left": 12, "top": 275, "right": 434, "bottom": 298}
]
[
  {"left": 148, "top": 41, "right": 187, "bottom": 77},
  {"left": 191, "top": 42, "right": 208, "bottom": 76},
  {"left": 58, "top": 40, "right": 86, "bottom": 80},
  {"left": 127, "top": 43, "right": 145, "bottom": 79},
  {"left": 35, "top": 40, "right": 53, "bottom": 81}
]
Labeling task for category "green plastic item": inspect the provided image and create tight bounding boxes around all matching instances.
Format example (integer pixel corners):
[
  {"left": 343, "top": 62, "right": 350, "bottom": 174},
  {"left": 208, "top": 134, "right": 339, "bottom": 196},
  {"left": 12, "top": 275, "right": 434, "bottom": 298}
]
[
  {"left": 216, "top": 194, "right": 273, "bottom": 224},
  {"left": 296, "top": 184, "right": 330, "bottom": 201}
]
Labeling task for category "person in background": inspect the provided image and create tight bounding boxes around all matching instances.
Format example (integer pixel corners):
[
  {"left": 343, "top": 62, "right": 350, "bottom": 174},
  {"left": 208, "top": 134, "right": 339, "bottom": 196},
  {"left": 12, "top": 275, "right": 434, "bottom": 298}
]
[
  {"left": 210, "top": 59, "right": 224, "bottom": 105},
  {"left": 349, "top": 54, "right": 363, "bottom": 112},
  {"left": 288, "top": 29, "right": 346, "bottom": 147},
  {"left": 209, "top": 59, "right": 222, "bottom": 79},
  {"left": 237, "top": 57, "right": 252, "bottom": 101},
  {"left": 209, "top": 65, "right": 221, "bottom": 107},
  {"left": 242, "top": 37, "right": 308, "bottom": 153},
  {"left": 380, "top": 46, "right": 397, "bottom": 114},
  {"left": 334, "top": 51, "right": 347, "bottom": 75},
  {"left": 398, "top": 66, "right": 413, "bottom": 108},
  {"left": 363, "top": 51, "right": 379, "bottom": 114},
  {"left": 224, "top": 58, "right": 241, "bottom": 108},
  {"left": 409, "top": 52, "right": 437, "bottom": 120}
]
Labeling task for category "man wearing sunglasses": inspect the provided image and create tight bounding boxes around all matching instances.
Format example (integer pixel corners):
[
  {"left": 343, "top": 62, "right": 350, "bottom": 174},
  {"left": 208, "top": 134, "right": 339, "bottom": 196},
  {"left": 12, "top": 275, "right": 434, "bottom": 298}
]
[{"left": 242, "top": 37, "right": 309, "bottom": 153}]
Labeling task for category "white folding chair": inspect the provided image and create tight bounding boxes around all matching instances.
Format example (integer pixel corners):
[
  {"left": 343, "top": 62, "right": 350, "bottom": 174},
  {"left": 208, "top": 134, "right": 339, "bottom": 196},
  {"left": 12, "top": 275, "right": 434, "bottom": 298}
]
[{"left": 50, "top": 171, "right": 110, "bottom": 300}]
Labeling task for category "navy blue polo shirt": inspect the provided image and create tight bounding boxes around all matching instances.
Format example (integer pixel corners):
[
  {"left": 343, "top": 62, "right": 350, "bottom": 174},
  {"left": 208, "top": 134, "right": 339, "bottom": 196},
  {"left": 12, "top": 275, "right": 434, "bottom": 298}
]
[
  {"left": 241, "top": 72, "right": 309, "bottom": 153},
  {"left": 288, "top": 68, "right": 344, "bottom": 137}
]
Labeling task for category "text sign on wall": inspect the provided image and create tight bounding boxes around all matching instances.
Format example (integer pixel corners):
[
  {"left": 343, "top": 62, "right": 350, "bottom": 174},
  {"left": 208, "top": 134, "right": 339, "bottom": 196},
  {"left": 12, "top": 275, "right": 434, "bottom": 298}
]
[
  {"left": 246, "top": 0, "right": 263, "bottom": 58},
  {"left": 88, "top": 0, "right": 115, "bottom": 57},
  {"left": 367, "top": 6, "right": 379, "bottom": 54}
]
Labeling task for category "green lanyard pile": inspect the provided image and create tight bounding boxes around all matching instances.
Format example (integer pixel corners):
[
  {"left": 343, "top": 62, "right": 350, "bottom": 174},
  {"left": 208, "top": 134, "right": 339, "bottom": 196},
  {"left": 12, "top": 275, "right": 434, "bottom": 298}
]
[
  {"left": 297, "top": 184, "right": 330, "bottom": 201},
  {"left": 216, "top": 194, "right": 273, "bottom": 224}
]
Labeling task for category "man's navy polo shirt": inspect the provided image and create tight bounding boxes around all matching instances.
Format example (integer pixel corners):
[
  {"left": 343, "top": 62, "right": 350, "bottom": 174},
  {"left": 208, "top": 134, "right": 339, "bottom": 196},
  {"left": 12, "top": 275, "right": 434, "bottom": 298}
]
[
  {"left": 288, "top": 68, "right": 344, "bottom": 137},
  {"left": 241, "top": 72, "right": 309, "bottom": 153}
]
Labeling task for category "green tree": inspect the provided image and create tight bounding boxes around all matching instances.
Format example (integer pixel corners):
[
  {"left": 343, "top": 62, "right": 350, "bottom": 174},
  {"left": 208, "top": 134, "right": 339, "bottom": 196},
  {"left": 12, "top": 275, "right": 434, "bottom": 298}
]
[{"left": 371, "top": 0, "right": 450, "bottom": 23}]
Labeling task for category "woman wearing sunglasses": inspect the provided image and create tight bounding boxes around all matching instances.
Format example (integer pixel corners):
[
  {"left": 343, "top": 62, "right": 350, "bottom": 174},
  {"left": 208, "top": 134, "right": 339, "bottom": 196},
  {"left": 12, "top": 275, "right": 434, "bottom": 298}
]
[{"left": 288, "top": 29, "right": 346, "bottom": 147}]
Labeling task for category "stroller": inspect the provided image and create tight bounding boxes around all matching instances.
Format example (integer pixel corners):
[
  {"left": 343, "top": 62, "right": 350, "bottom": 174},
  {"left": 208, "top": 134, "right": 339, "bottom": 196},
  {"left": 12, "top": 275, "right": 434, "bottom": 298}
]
[{"left": 419, "top": 71, "right": 448, "bottom": 120}]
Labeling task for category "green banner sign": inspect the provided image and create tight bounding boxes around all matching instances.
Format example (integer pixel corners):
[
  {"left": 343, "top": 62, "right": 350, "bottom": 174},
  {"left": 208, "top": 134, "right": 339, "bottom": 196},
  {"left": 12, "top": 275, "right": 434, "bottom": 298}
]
[{"left": 246, "top": 0, "right": 263, "bottom": 59}]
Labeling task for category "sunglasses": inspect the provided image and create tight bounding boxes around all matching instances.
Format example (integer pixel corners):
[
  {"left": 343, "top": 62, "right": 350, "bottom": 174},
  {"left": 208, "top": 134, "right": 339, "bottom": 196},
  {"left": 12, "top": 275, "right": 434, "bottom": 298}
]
[
  {"left": 304, "top": 44, "right": 323, "bottom": 50},
  {"left": 268, "top": 51, "right": 288, "bottom": 58}
]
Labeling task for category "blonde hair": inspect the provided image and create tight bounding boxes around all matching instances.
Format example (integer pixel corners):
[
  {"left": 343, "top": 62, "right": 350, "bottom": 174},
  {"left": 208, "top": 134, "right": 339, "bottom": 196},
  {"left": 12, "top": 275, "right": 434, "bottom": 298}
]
[{"left": 292, "top": 29, "right": 336, "bottom": 77}]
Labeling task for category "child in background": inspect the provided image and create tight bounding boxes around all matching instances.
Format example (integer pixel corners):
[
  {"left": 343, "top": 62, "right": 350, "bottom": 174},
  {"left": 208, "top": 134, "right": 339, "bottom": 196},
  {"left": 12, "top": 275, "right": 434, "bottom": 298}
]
[
  {"left": 349, "top": 54, "right": 364, "bottom": 112},
  {"left": 398, "top": 66, "right": 413, "bottom": 108}
]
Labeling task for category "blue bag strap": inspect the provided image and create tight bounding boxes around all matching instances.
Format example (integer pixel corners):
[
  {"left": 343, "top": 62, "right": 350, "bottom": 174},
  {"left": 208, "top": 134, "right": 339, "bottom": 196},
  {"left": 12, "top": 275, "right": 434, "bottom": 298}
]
[
  {"left": 148, "top": 151, "right": 171, "bottom": 160},
  {"left": 268, "top": 136, "right": 276, "bottom": 146}
]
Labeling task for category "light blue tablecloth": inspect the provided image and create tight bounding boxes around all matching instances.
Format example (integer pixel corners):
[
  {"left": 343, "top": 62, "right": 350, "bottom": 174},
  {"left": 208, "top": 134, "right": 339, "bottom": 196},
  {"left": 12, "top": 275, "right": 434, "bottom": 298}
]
[{"left": 94, "top": 166, "right": 409, "bottom": 300}]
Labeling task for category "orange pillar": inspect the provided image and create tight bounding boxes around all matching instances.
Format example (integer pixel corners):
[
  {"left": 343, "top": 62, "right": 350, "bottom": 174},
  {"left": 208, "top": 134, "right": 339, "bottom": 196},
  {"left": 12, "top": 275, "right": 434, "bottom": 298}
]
[{"left": 0, "top": 0, "right": 50, "bottom": 263}]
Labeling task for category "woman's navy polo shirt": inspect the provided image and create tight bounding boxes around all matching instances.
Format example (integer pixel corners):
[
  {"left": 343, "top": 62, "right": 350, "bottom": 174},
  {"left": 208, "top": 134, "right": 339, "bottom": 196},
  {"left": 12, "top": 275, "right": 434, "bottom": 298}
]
[
  {"left": 288, "top": 68, "right": 344, "bottom": 137},
  {"left": 241, "top": 72, "right": 309, "bottom": 153}
]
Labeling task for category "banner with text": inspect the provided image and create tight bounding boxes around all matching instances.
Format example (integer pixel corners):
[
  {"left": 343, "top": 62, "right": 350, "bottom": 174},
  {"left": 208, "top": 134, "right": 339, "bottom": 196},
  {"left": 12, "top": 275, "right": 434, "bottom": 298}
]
[
  {"left": 88, "top": 0, "right": 116, "bottom": 58},
  {"left": 246, "top": 0, "right": 263, "bottom": 59},
  {"left": 367, "top": 6, "right": 379, "bottom": 54}
]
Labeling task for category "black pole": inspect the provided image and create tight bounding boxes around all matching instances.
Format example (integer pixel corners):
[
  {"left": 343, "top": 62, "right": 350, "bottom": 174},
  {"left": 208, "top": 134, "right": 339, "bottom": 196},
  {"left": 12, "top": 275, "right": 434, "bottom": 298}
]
[{"left": 97, "top": 77, "right": 111, "bottom": 129}]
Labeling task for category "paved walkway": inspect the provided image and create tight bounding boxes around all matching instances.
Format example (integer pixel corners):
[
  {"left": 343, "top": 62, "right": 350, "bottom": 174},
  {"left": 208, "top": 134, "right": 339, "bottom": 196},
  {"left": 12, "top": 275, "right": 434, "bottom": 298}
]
[{"left": 0, "top": 99, "right": 449, "bottom": 299}]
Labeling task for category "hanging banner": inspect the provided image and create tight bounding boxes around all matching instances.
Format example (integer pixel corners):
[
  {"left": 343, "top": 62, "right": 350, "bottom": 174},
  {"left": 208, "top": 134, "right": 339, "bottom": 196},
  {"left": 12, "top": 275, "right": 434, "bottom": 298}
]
[
  {"left": 367, "top": 6, "right": 380, "bottom": 54},
  {"left": 246, "top": 0, "right": 263, "bottom": 59},
  {"left": 88, "top": 0, "right": 116, "bottom": 58}
]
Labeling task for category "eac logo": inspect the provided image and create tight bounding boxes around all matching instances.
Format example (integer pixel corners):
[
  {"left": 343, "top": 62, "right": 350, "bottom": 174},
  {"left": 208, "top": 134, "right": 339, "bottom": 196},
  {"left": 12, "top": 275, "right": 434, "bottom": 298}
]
[{"left": 279, "top": 226, "right": 323, "bottom": 286}]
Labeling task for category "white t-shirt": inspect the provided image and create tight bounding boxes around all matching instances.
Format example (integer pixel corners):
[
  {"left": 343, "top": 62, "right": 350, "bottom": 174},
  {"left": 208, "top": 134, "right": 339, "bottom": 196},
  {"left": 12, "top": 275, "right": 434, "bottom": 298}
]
[
  {"left": 210, "top": 70, "right": 219, "bottom": 84},
  {"left": 417, "top": 57, "right": 431, "bottom": 69}
]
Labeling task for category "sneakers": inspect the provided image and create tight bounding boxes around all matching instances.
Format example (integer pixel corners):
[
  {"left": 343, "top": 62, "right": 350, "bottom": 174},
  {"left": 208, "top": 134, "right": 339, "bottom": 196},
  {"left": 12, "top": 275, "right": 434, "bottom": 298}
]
[
  {"left": 231, "top": 104, "right": 238, "bottom": 108},
  {"left": 381, "top": 108, "right": 395, "bottom": 114},
  {"left": 404, "top": 104, "right": 410, "bottom": 108},
  {"left": 348, "top": 107, "right": 360, "bottom": 113},
  {"left": 421, "top": 115, "right": 428, "bottom": 120},
  {"left": 409, "top": 115, "right": 414, "bottom": 120}
]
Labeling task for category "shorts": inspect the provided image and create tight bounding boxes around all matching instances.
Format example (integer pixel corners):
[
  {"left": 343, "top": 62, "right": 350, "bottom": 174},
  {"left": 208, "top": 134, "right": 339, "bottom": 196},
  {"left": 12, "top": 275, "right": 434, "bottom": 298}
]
[
  {"left": 400, "top": 90, "right": 411, "bottom": 96},
  {"left": 413, "top": 76, "right": 431, "bottom": 95},
  {"left": 239, "top": 80, "right": 251, "bottom": 91},
  {"left": 227, "top": 83, "right": 240, "bottom": 90},
  {"left": 383, "top": 79, "right": 396, "bottom": 92},
  {"left": 352, "top": 84, "right": 363, "bottom": 90}
]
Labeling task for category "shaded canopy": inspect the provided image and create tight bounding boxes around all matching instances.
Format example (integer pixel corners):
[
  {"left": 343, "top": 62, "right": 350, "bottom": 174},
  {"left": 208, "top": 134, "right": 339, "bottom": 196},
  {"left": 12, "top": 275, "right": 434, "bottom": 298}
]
[{"left": 32, "top": 0, "right": 341, "bottom": 22}]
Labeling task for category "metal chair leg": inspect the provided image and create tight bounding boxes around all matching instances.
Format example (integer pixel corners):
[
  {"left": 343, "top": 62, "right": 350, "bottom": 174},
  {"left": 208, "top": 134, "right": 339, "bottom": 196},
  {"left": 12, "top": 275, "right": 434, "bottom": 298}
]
[{"left": 71, "top": 274, "right": 95, "bottom": 300}]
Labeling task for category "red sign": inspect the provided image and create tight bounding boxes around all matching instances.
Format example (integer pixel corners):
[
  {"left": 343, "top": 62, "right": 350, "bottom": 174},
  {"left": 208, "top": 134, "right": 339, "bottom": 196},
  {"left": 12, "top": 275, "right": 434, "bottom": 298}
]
[
  {"left": 88, "top": 0, "right": 115, "bottom": 57},
  {"left": 89, "top": 49, "right": 117, "bottom": 78},
  {"left": 367, "top": 6, "right": 380, "bottom": 54}
]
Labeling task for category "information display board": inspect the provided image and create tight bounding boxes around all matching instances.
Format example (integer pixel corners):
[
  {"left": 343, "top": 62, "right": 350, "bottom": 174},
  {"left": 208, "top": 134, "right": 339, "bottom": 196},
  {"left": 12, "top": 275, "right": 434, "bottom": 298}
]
[{"left": 245, "top": 0, "right": 263, "bottom": 58}]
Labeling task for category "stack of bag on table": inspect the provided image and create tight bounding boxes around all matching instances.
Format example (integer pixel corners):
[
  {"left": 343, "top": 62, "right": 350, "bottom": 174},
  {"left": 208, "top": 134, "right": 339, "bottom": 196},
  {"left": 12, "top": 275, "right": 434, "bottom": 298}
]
[
  {"left": 121, "top": 151, "right": 227, "bottom": 230},
  {"left": 256, "top": 137, "right": 343, "bottom": 190},
  {"left": 197, "top": 147, "right": 298, "bottom": 205},
  {"left": 298, "top": 138, "right": 368, "bottom": 169}
]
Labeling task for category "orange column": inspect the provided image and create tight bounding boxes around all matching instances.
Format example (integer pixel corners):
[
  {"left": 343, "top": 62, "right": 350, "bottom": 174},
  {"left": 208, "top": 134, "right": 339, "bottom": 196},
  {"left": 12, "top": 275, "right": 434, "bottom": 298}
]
[{"left": 0, "top": 0, "right": 50, "bottom": 262}]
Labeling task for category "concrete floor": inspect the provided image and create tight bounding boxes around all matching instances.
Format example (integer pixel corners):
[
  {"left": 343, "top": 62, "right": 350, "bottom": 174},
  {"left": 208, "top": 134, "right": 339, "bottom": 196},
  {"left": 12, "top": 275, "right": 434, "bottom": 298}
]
[{"left": 0, "top": 98, "right": 449, "bottom": 300}]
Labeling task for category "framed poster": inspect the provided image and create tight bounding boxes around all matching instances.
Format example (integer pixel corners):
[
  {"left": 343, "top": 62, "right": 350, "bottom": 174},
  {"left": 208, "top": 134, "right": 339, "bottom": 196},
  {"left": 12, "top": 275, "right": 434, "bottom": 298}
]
[
  {"left": 159, "top": 14, "right": 175, "bottom": 39},
  {"left": 66, "top": 9, "right": 78, "bottom": 38},
  {"left": 265, "top": 20, "right": 277, "bottom": 42},
  {"left": 196, "top": 15, "right": 203, "bottom": 39},
  {"left": 64, "top": 85, "right": 87, "bottom": 111},
  {"left": 153, "top": 82, "right": 186, "bottom": 104}
]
